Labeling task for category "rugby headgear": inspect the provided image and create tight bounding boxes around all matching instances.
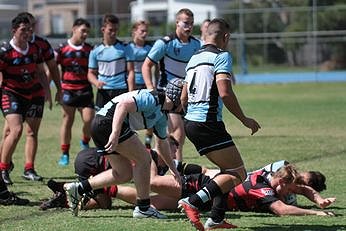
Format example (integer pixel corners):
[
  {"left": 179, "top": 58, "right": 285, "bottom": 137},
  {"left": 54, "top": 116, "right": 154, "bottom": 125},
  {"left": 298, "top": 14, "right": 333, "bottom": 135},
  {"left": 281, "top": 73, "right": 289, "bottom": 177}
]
[{"left": 165, "top": 79, "right": 183, "bottom": 108}]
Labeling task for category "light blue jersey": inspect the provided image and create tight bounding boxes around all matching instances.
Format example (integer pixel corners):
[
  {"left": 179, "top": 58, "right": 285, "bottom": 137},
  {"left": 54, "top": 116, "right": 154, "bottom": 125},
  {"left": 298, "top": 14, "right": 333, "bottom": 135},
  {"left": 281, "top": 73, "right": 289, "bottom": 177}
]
[
  {"left": 88, "top": 40, "right": 133, "bottom": 90},
  {"left": 147, "top": 34, "right": 200, "bottom": 87},
  {"left": 128, "top": 42, "right": 152, "bottom": 85},
  {"left": 184, "top": 44, "right": 232, "bottom": 122},
  {"left": 97, "top": 90, "right": 167, "bottom": 139}
]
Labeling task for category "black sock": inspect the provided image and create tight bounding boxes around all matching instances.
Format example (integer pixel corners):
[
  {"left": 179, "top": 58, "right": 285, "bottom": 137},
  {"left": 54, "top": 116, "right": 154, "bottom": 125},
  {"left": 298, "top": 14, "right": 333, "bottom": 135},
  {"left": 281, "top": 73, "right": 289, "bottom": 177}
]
[
  {"left": 79, "top": 180, "right": 92, "bottom": 195},
  {"left": 137, "top": 198, "right": 150, "bottom": 211},
  {"left": 188, "top": 180, "right": 222, "bottom": 209},
  {"left": 210, "top": 193, "right": 228, "bottom": 223}
]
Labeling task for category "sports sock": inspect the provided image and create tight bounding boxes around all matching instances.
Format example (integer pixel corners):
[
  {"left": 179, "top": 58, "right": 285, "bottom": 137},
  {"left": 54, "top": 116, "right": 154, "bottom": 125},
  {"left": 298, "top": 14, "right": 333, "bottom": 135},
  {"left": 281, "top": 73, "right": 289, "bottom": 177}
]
[
  {"left": 210, "top": 193, "right": 228, "bottom": 223},
  {"left": 24, "top": 162, "right": 34, "bottom": 171},
  {"left": 79, "top": 180, "right": 92, "bottom": 195},
  {"left": 0, "top": 162, "right": 10, "bottom": 171},
  {"left": 81, "top": 135, "right": 90, "bottom": 145},
  {"left": 188, "top": 180, "right": 222, "bottom": 209},
  {"left": 137, "top": 198, "right": 150, "bottom": 211},
  {"left": 61, "top": 144, "right": 70, "bottom": 155},
  {"left": 108, "top": 185, "right": 118, "bottom": 198}
]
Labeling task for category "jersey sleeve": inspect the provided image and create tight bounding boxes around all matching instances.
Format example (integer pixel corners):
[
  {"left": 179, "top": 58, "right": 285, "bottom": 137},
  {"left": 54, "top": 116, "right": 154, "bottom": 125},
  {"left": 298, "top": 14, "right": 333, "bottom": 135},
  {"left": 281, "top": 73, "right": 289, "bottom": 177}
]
[
  {"left": 88, "top": 48, "right": 98, "bottom": 69},
  {"left": 0, "top": 48, "right": 7, "bottom": 70},
  {"left": 147, "top": 39, "right": 166, "bottom": 64},
  {"left": 55, "top": 46, "right": 63, "bottom": 65},
  {"left": 125, "top": 43, "right": 135, "bottom": 62},
  {"left": 41, "top": 39, "right": 55, "bottom": 61},
  {"left": 249, "top": 187, "right": 279, "bottom": 212},
  {"left": 133, "top": 91, "right": 157, "bottom": 112},
  {"left": 153, "top": 114, "right": 168, "bottom": 139},
  {"left": 214, "top": 51, "right": 232, "bottom": 75}
]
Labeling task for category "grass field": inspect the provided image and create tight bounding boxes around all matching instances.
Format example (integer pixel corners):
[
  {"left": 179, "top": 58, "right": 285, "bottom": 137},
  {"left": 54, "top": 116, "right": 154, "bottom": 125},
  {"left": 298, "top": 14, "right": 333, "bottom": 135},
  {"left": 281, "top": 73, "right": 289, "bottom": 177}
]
[{"left": 1, "top": 82, "right": 345, "bottom": 231}]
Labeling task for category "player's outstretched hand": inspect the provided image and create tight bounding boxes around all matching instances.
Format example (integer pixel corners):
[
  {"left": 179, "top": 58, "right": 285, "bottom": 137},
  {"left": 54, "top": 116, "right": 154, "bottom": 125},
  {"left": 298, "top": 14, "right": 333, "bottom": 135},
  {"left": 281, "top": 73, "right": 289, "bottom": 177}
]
[
  {"left": 243, "top": 117, "right": 261, "bottom": 135},
  {"left": 318, "top": 197, "right": 336, "bottom": 209},
  {"left": 317, "top": 211, "right": 335, "bottom": 216}
]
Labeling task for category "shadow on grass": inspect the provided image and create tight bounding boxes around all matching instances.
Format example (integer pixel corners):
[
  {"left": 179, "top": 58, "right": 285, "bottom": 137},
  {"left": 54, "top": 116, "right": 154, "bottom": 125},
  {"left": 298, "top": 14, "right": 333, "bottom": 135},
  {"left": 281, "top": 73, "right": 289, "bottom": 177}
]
[
  {"left": 44, "top": 176, "right": 78, "bottom": 180},
  {"left": 248, "top": 223, "right": 346, "bottom": 231}
]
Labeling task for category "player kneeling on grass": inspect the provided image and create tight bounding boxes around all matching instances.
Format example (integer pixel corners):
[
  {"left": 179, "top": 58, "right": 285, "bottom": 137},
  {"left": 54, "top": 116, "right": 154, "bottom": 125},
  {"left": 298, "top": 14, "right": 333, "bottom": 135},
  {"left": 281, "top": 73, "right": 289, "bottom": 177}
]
[
  {"left": 40, "top": 147, "right": 137, "bottom": 211},
  {"left": 40, "top": 137, "right": 205, "bottom": 211}
]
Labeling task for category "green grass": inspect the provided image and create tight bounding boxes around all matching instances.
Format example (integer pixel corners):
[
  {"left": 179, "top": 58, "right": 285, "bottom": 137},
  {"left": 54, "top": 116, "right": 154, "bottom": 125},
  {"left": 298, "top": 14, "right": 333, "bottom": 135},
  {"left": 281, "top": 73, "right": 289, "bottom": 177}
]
[{"left": 1, "top": 82, "right": 346, "bottom": 230}]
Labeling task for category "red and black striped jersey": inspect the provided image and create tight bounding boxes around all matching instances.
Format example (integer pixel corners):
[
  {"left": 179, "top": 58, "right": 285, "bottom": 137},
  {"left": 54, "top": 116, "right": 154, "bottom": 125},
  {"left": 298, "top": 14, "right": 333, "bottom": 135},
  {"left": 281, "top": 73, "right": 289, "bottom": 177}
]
[
  {"left": 0, "top": 41, "right": 44, "bottom": 100},
  {"left": 227, "top": 170, "right": 279, "bottom": 213},
  {"left": 31, "top": 34, "right": 54, "bottom": 62},
  {"left": 56, "top": 40, "right": 93, "bottom": 90}
]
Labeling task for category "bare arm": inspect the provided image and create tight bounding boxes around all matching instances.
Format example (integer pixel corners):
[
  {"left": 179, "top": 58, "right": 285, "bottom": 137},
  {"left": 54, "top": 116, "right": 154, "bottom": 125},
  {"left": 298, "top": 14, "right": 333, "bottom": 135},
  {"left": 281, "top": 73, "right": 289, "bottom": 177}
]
[
  {"left": 104, "top": 98, "right": 137, "bottom": 153},
  {"left": 127, "top": 62, "right": 135, "bottom": 91},
  {"left": 37, "top": 63, "right": 52, "bottom": 110},
  {"left": 45, "top": 59, "right": 62, "bottom": 103},
  {"left": 270, "top": 200, "right": 335, "bottom": 216},
  {"left": 88, "top": 68, "right": 106, "bottom": 89},
  {"left": 180, "top": 83, "right": 188, "bottom": 113},
  {"left": 293, "top": 185, "right": 336, "bottom": 209},
  {"left": 216, "top": 74, "right": 260, "bottom": 135},
  {"left": 0, "top": 71, "right": 3, "bottom": 87},
  {"left": 142, "top": 58, "right": 156, "bottom": 89},
  {"left": 156, "top": 138, "right": 181, "bottom": 187}
]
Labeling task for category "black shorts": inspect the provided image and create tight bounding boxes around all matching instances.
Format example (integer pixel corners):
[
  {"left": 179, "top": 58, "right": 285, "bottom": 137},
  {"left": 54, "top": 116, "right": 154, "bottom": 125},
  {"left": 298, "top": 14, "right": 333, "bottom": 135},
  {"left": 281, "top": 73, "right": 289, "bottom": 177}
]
[
  {"left": 1, "top": 90, "right": 30, "bottom": 118},
  {"left": 62, "top": 87, "right": 94, "bottom": 108},
  {"left": 184, "top": 120, "right": 234, "bottom": 156},
  {"left": 26, "top": 96, "right": 45, "bottom": 118},
  {"left": 74, "top": 148, "right": 104, "bottom": 181},
  {"left": 74, "top": 148, "right": 110, "bottom": 196},
  {"left": 135, "top": 84, "right": 146, "bottom": 90},
  {"left": 96, "top": 89, "right": 127, "bottom": 110},
  {"left": 90, "top": 115, "right": 135, "bottom": 154}
]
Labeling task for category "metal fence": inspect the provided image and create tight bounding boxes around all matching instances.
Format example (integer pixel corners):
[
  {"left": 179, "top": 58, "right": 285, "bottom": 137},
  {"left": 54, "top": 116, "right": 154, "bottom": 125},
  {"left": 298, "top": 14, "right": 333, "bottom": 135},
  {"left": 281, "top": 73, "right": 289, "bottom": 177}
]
[
  {"left": 219, "top": 4, "right": 346, "bottom": 74},
  {"left": 82, "top": 4, "right": 346, "bottom": 74}
]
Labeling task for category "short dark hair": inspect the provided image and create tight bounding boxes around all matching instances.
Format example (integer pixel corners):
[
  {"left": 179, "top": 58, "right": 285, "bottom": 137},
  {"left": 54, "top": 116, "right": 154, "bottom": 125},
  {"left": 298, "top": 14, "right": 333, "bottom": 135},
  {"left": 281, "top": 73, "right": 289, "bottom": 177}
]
[
  {"left": 17, "top": 12, "right": 35, "bottom": 21},
  {"left": 11, "top": 15, "right": 30, "bottom": 30},
  {"left": 103, "top": 14, "right": 119, "bottom": 26},
  {"left": 208, "top": 18, "right": 230, "bottom": 33},
  {"left": 307, "top": 171, "right": 326, "bottom": 192},
  {"left": 73, "top": 18, "right": 90, "bottom": 28},
  {"left": 176, "top": 8, "right": 194, "bottom": 19}
]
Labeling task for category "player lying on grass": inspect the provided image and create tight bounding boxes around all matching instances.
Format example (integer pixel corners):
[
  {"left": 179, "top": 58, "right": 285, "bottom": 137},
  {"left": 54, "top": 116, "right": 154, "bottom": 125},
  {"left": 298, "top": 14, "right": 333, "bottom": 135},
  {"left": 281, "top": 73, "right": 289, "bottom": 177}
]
[
  {"left": 139, "top": 162, "right": 336, "bottom": 214},
  {"left": 41, "top": 164, "right": 335, "bottom": 231},
  {"left": 113, "top": 164, "right": 336, "bottom": 230},
  {"left": 41, "top": 153, "right": 335, "bottom": 221}
]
